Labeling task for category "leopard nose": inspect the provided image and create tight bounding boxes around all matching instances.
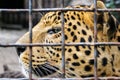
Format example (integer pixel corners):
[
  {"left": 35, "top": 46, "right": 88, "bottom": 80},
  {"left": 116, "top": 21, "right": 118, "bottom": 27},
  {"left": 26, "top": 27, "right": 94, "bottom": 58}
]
[{"left": 16, "top": 47, "right": 26, "bottom": 56}]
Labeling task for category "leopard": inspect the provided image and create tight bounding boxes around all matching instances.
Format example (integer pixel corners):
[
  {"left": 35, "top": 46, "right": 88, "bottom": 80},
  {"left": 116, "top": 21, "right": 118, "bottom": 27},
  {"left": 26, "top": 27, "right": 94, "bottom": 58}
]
[{"left": 16, "top": 1, "right": 120, "bottom": 78}]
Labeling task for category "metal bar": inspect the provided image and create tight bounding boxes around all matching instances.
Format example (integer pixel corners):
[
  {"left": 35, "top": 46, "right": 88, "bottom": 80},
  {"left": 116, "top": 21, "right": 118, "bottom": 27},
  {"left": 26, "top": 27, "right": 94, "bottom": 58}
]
[
  {"left": 1, "top": 42, "right": 120, "bottom": 47},
  {"left": 28, "top": 0, "right": 33, "bottom": 80},
  {"left": 61, "top": 0, "right": 65, "bottom": 78},
  {"left": 93, "top": 0, "right": 98, "bottom": 80},
  {"left": 1, "top": 8, "right": 120, "bottom": 12},
  {"left": 2, "top": 77, "right": 120, "bottom": 80}
]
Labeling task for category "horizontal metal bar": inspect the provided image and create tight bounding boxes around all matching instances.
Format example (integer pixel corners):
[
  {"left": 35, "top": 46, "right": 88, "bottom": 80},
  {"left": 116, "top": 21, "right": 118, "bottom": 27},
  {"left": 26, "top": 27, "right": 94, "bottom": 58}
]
[
  {"left": 97, "top": 8, "right": 120, "bottom": 12},
  {"left": 1, "top": 8, "right": 120, "bottom": 12},
  {"left": 0, "top": 42, "right": 120, "bottom": 47},
  {"left": 2, "top": 77, "right": 120, "bottom": 80},
  {"left": 0, "top": 9, "right": 29, "bottom": 12},
  {"left": 33, "top": 8, "right": 120, "bottom": 12}
]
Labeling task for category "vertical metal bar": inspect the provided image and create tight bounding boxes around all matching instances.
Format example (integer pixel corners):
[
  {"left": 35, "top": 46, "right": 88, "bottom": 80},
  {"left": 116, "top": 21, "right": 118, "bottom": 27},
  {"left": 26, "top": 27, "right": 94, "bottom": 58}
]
[
  {"left": 61, "top": 0, "right": 65, "bottom": 78},
  {"left": 93, "top": 0, "right": 98, "bottom": 80},
  {"left": 28, "top": 0, "right": 33, "bottom": 80}
]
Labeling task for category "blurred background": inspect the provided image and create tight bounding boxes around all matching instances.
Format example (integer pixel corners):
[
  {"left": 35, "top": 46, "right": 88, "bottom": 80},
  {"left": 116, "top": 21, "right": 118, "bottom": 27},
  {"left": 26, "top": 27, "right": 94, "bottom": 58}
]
[{"left": 0, "top": 0, "right": 120, "bottom": 78}]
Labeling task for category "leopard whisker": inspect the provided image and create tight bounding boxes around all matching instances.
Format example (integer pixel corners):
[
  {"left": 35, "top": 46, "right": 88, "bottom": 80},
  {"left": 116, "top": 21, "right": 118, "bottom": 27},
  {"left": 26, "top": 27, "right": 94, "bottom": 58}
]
[
  {"left": 41, "top": 65, "right": 55, "bottom": 74},
  {"left": 32, "top": 66, "right": 44, "bottom": 77},
  {"left": 39, "top": 65, "right": 51, "bottom": 76},
  {"left": 44, "top": 63, "right": 61, "bottom": 74}
]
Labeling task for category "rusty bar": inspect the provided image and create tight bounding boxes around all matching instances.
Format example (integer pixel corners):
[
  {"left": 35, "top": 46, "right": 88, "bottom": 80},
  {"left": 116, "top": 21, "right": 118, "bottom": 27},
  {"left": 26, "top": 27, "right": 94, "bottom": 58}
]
[
  {"left": 28, "top": 0, "right": 33, "bottom": 79},
  {"left": 93, "top": 0, "right": 98, "bottom": 80},
  {"left": 1, "top": 8, "right": 120, "bottom": 12},
  {"left": 61, "top": 0, "right": 65, "bottom": 78}
]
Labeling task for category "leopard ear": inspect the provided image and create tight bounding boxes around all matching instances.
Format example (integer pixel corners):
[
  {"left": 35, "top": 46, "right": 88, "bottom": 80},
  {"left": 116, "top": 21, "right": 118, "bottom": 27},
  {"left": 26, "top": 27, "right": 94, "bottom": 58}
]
[
  {"left": 90, "top": 1, "right": 118, "bottom": 41},
  {"left": 90, "top": 1, "right": 106, "bottom": 9}
]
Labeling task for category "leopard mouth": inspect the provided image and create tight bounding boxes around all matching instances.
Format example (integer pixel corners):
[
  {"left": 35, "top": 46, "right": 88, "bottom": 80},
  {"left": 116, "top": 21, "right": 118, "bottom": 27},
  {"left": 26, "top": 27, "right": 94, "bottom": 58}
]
[{"left": 16, "top": 47, "right": 61, "bottom": 77}]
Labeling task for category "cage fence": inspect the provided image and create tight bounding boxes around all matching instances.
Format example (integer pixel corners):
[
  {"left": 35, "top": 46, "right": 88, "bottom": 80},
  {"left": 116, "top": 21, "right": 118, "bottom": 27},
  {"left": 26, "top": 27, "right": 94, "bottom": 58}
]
[{"left": 0, "top": 0, "right": 120, "bottom": 80}]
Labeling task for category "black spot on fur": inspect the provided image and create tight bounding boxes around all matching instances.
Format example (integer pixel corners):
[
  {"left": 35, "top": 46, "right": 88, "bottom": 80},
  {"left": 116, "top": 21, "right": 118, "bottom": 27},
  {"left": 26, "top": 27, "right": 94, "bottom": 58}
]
[
  {"left": 82, "top": 45, "right": 86, "bottom": 48},
  {"left": 73, "top": 11, "right": 76, "bottom": 15},
  {"left": 84, "top": 65, "right": 92, "bottom": 72},
  {"left": 58, "top": 12, "right": 61, "bottom": 15},
  {"left": 80, "top": 38, "right": 85, "bottom": 42},
  {"left": 57, "top": 16, "right": 61, "bottom": 20},
  {"left": 56, "top": 54, "right": 59, "bottom": 57},
  {"left": 77, "top": 14, "right": 81, "bottom": 20},
  {"left": 77, "top": 21, "right": 81, "bottom": 26},
  {"left": 98, "top": 69, "right": 101, "bottom": 71},
  {"left": 37, "top": 50, "right": 40, "bottom": 52},
  {"left": 71, "top": 31, "right": 74, "bottom": 36},
  {"left": 102, "top": 57, "right": 108, "bottom": 66},
  {"left": 89, "top": 59, "right": 94, "bottom": 65},
  {"left": 68, "top": 48, "right": 72, "bottom": 53},
  {"left": 67, "top": 28, "right": 71, "bottom": 32},
  {"left": 81, "top": 12, "right": 83, "bottom": 15},
  {"left": 101, "top": 72, "right": 106, "bottom": 76},
  {"left": 85, "top": 50, "right": 91, "bottom": 56},
  {"left": 72, "top": 62, "right": 80, "bottom": 66},
  {"left": 88, "top": 35, "right": 92, "bottom": 42},
  {"left": 73, "top": 54, "right": 79, "bottom": 59},
  {"left": 83, "top": 21, "right": 85, "bottom": 24},
  {"left": 112, "top": 68, "right": 115, "bottom": 72},
  {"left": 97, "top": 50, "right": 101, "bottom": 57},
  {"left": 75, "top": 46, "right": 80, "bottom": 51},
  {"left": 73, "top": 25, "right": 77, "bottom": 30},
  {"left": 64, "top": 18, "right": 67, "bottom": 23},
  {"left": 73, "top": 35, "right": 77, "bottom": 42},
  {"left": 65, "top": 35, "right": 68, "bottom": 40},
  {"left": 69, "top": 67, "right": 75, "bottom": 71},
  {"left": 101, "top": 46, "right": 105, "bottom": 51},
  {"left": 71, "top": 15, "right": 75, "bottom": 20},
  {"left": 50, "top": 50, "right": 53, "bottom": 54},
  {"left": 81, "top": 60, "right": 85, "bottom": 64},
  {"left": 78, "top": 31, "right": 80, "bottom": 34},
  {"left": 68, "top": 22, "right": 72, "bottom": 26},
  {"left": 56, "top": 48, "right": 61, "bottom": 51},
  {"left": 67, "top": 58, "right": 71, "bottom": 61},
  {"left": 82, "top": 29, "right": 87, "bottom": 35},
  {"left": 86, "top": 25, "right": 89, "bottom": 30},
  {"left": 88, "top": 46, "right": 92, "bottom": 50}
]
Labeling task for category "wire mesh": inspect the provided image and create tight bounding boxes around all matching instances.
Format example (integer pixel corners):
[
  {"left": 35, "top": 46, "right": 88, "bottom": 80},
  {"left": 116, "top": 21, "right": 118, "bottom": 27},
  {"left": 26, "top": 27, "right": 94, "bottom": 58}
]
[{"left": 0, "top": 0, "right": 120, "bottom": 80}]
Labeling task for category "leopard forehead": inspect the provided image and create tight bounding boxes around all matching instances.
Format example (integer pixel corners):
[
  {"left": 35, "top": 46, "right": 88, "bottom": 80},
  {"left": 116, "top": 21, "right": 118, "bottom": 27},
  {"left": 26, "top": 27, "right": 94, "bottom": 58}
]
[{"left": 41, "top": 5, "right": 93, "bottom": 29}]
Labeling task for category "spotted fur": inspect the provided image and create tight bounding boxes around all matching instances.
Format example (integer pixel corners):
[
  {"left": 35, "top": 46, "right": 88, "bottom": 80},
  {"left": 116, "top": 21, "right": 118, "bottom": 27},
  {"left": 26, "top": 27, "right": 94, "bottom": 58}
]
[{"left": 16, "top": 1, "right": 120, "bottom": 78}]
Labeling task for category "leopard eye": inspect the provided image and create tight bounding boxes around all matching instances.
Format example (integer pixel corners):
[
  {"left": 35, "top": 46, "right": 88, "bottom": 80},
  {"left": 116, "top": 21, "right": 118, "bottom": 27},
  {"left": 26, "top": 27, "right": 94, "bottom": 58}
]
[{"left": 47, "top": 27, "right": 61, "bottom": 34}]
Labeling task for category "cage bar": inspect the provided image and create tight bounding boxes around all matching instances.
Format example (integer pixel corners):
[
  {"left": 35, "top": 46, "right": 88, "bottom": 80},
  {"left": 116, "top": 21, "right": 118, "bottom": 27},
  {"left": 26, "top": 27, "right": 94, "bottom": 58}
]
[
  {"left": 61, "top": 0, "right": 66, "bottom": 78},
  {"left": 1, "top": 8, "right": 120, "bottom": 12},
  {"left": 93, "top": 0, "right": 97, "bottom": 80},
  {"left": 28, "top": 0, "right": 33, "bottom": 80}
]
